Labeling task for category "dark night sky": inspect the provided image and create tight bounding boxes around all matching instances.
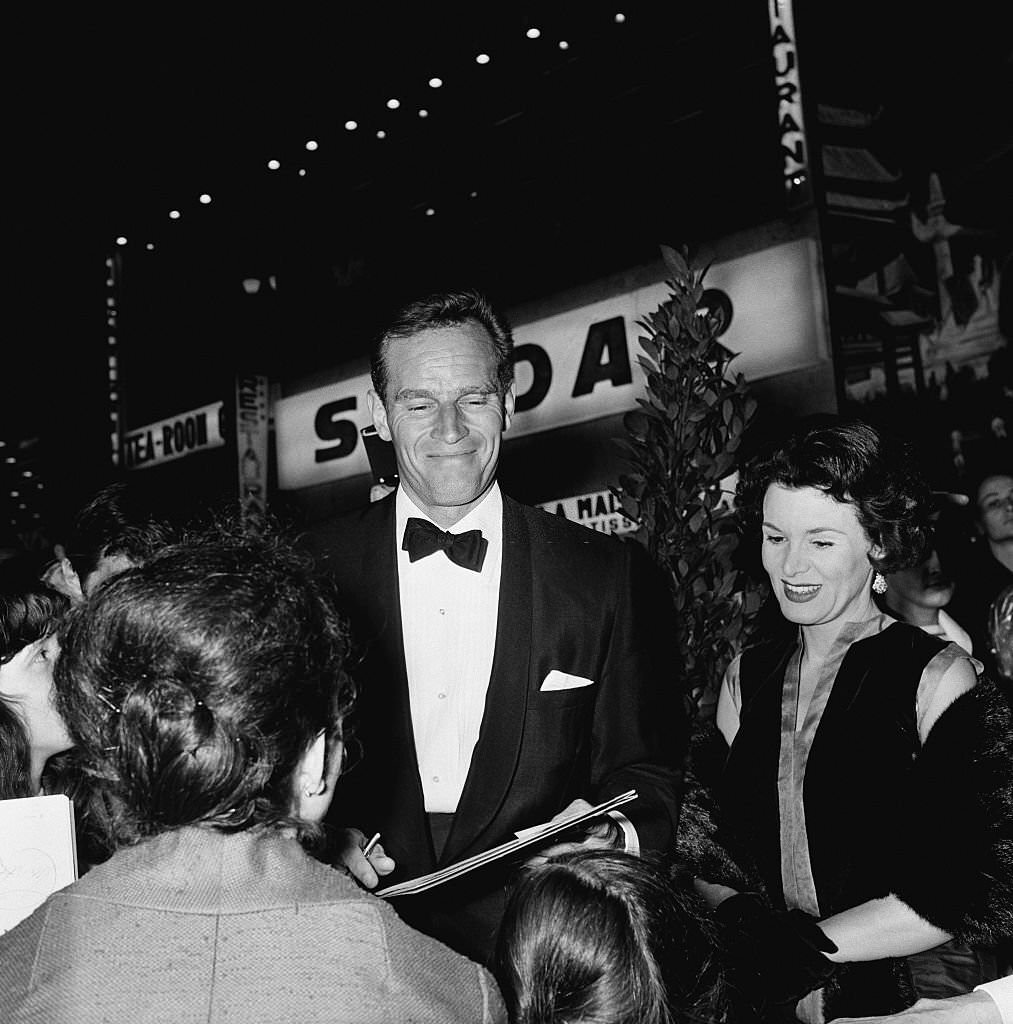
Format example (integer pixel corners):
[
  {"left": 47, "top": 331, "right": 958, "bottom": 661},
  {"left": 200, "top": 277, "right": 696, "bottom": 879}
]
[{"left": 5, "top": 2, "right": 1011, "bottom": 486}]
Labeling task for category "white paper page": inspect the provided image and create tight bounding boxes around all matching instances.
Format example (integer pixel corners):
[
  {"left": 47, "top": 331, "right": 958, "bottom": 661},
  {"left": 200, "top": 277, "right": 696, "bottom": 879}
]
[{"left": 0, "top": 794, "right": 78, "bottom": 934}]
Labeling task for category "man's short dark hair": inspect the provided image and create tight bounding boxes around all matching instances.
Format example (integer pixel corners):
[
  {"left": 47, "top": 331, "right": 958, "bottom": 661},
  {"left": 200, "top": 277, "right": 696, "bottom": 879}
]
[
  {"left": 370, "top": 289, "right": 515, "bottom": 403},
  {"left": 65, "top": 482, "right": 175, "bottom": 581}
]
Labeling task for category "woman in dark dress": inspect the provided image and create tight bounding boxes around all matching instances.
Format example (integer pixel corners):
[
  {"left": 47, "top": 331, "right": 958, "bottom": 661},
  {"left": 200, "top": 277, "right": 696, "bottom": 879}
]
[{"left": 696, "top": 421, "right": 1012, "bottom": 1023}]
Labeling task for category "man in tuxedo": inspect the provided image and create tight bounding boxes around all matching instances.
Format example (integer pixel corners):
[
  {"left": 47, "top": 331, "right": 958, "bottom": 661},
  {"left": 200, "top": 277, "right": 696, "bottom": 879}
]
[{"left": 303, "top": 289, "right": 684, "bottom": 964}]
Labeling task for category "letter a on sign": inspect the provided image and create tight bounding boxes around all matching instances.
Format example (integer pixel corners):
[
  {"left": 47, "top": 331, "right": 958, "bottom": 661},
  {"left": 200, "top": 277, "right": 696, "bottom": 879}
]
[{"left": 572, "top": 317, "right": 632, "bottom": 397}]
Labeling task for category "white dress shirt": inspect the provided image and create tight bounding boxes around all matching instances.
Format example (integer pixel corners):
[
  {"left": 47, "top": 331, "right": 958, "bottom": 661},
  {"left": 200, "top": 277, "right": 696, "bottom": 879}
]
[
  {"left": 977, "top": 978, "right": 1012, "bottom": 1024},
  {"left": 396, "top": 485, "right": 503, "bottom": 813}
]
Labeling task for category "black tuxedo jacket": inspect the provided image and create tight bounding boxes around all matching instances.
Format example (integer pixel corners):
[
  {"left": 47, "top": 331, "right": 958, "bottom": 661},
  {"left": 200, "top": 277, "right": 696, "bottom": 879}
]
[{"left": 302, "top": 490, "right": 684, "bottom": 962}]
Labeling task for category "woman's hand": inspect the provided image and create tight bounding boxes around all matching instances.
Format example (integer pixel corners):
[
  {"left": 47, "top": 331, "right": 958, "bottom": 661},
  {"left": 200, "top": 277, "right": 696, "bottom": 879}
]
[{"left": 693, "top": 876, "right": 739, "bottom": 908}]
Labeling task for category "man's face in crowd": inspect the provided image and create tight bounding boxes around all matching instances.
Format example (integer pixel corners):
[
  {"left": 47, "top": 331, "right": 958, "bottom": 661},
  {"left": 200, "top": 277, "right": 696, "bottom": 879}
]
[{"left": 369, "top": 321, "right": 514, "bottom": 528}]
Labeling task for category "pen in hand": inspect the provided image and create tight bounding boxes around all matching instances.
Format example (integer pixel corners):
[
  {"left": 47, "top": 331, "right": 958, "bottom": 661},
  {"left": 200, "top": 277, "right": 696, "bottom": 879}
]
[{"left": 362, "top": 832, "right": 382, "bottom": 858}]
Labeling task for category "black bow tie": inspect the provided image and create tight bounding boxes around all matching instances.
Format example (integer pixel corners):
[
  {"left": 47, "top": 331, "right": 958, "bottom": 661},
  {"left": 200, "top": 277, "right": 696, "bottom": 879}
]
[{"left": 402, "top": 517, "right": 488, "bottom": 573}]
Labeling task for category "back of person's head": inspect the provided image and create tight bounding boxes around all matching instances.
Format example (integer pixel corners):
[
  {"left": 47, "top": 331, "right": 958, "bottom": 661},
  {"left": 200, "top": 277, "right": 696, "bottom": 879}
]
[
  {"left": 370, "top": 288, "right": 515, "bottom": 402},
  {"left": 496, "top": 850, "right": 732, "bottom": 1024},
  {"left": 738, "top": 417, "right": 933, "bottom": 573},
  {"left": 53, "top": 520, "right": 353, "bottom": 846},
  {"left": 56, "top": 481, "right": 176, "bottom": 599},
  {"left": 0, "top": 553, "right": 69, "bottom": 798}
]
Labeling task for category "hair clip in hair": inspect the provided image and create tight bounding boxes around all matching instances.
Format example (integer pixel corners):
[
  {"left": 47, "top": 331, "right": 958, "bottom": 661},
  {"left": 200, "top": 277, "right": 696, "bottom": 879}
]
[{"left": 96, "top": 689, "right": 122, "bottom": 715}]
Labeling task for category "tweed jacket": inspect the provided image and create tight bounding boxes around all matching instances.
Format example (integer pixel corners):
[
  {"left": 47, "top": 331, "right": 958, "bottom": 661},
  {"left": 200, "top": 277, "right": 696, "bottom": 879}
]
[{"left": 0, "top": 826, "right": 506, "bottom": 1024}]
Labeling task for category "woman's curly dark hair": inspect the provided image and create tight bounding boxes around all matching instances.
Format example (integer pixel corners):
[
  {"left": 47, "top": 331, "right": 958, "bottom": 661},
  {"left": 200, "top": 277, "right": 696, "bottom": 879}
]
[
  {"left": 1, "top": 554, "right": 70, "bottom": 799},
  {"left": 53, "top": 517, "right": 354, "bottom": 848},
  {"left": 736, "top": 419, "right": 933, "bottom": 573}
]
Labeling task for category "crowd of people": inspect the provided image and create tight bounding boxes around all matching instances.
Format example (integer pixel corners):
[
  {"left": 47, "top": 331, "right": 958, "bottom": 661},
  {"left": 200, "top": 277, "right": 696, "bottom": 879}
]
[{"left": 0, "top": 289, "right": 1009, "bottom": 1023}]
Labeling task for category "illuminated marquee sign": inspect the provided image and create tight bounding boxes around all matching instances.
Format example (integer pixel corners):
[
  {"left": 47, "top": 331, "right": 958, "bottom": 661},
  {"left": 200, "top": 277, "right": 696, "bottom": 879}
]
[
  {"left": 122, "top": 401, "right": 225, "bottom": 470},
  {"left": 274, "top": 237, "right": 828, "bottom": 490}
]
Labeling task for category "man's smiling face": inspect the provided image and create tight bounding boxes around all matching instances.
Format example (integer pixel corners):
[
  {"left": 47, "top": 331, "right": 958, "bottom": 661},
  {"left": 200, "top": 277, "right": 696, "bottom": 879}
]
[{"left": 369, "top": 321, "right": 514, "bottom": 528}]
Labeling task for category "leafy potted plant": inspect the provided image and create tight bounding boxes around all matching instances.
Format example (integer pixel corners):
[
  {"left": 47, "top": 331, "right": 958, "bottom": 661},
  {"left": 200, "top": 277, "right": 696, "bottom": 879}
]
[{"left": 617, "top": 245, "right": 766, "bottom": 722}]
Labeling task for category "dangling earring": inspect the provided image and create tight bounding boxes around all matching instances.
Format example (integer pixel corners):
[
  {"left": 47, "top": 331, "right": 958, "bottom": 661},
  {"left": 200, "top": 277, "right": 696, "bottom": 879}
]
[{"left": 872, "top": 571, "right": 888, "bottom": 595}]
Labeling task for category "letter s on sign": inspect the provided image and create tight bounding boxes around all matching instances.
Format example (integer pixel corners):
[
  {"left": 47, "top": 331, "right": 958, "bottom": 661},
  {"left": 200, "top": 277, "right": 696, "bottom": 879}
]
[{"left": 314, "top": 398, "right": 358, "bottom": 464}]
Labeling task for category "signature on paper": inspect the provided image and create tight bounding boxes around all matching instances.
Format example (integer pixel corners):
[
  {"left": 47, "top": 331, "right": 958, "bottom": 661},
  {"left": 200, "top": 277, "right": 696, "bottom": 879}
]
[{"left": 0, "top": 848, "right": 59, "bottom": 931}]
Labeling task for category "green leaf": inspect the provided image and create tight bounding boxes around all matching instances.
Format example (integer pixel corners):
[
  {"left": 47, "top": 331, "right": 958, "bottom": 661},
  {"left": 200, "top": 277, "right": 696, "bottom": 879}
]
[
  {"left": 616, "top": 246, "right": 763, "bottom": 729},
  {"left": 660, "top": 244, "right": 689, "bottom": 280}
]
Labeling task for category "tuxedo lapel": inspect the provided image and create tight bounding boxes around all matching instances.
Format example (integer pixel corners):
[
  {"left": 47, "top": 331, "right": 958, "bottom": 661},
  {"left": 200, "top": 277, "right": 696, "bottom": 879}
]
[
  {"left": 441, "top": 496, "right": 532, "bottom": 864},
  {"left": 353, "top": 498, "right": 432, "bottom": 868}
]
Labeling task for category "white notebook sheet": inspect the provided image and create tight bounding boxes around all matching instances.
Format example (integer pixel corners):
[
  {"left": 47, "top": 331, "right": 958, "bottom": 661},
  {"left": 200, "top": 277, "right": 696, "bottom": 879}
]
[{"left": 0, "top": 793, "right": 78, "bottom": 934}]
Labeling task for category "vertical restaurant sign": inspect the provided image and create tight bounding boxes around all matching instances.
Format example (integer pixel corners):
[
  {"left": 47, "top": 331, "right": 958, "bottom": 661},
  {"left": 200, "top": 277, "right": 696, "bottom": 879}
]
[
  {"left": 275, "top": 237, "right": 829, "bottom": 490},
  {"left": 769, "top": 0, "right": 812, "bottom": 206},
  {"left": 122, "top": 401, "right": 225, "bottom": 470},
  {"left": 236, "top": 375, "right": 269, "bottom": 515}
]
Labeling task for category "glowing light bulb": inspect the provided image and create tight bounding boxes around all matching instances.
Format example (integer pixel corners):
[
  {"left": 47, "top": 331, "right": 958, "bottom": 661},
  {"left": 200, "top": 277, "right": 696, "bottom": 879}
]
[
  {"left": 305, "top": 140, "right": 318, "bottom": 151},
  {"left": 428, "top": 77, "right": 442, "bottom": 88},
  {"left": 267, "top": 159, "right": 280, "bottom": 170},
  {"left": 169, "top": 210, "right": 181, "bottom": 220},
  {"left": 526, "top": 27, "right": 540, "bottom": 39},
  {"left": 115, "top": 236, "right": 127, "bottom": 246},
  {"left": 476, "top": 53, "right": 490, "bottom": 65},
  {"left": 344, "top": 120, "right": 358, "bottom": 131},
  {"left": 199, "top": 193, "right": 212, "bottom": 204},
  {"left": 387, "top": 98, "right": 400, "bottom": 110}
]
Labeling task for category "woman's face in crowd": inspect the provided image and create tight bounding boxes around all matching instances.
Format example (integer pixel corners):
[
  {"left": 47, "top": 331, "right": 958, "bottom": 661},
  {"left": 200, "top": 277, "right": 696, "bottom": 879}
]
[
  {"left": 976, "top": 474, "right": 1013, "bottom": 544},
  {"left": 761, "top": 484, "right": 882, "bottom": 629},
  {"left": 0, "top": 633, "right": 73, "bottom": 764},
  {"left": 885, "top": 548, "right": 954, "bottom": 611}
]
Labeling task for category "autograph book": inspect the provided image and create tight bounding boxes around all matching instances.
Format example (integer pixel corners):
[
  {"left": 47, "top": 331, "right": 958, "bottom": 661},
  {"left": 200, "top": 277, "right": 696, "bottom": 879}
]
[{"left": 376, "top": 789, "right": 637, "bottom": 898}]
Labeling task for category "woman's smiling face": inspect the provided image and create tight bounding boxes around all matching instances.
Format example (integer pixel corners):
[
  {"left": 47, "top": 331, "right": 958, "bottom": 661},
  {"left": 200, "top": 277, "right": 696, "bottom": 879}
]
[{"left": 761, "top": 483, "right": 883, "bottom": 629}]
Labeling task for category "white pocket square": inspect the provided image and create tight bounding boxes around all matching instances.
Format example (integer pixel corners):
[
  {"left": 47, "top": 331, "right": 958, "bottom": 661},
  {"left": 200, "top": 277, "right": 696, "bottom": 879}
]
[{"left": 540, "top": 670, "right": 595, "bottom": 692}]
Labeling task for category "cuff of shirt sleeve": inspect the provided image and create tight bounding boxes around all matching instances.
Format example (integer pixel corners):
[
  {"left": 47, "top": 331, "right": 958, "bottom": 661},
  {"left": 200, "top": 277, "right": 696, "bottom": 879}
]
[
  {"left": 607, "top": 810, "right": 639, "bottom": 855},
  {"left": 976, "top": 978, "right": 1013, "bottom": 1024}
]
